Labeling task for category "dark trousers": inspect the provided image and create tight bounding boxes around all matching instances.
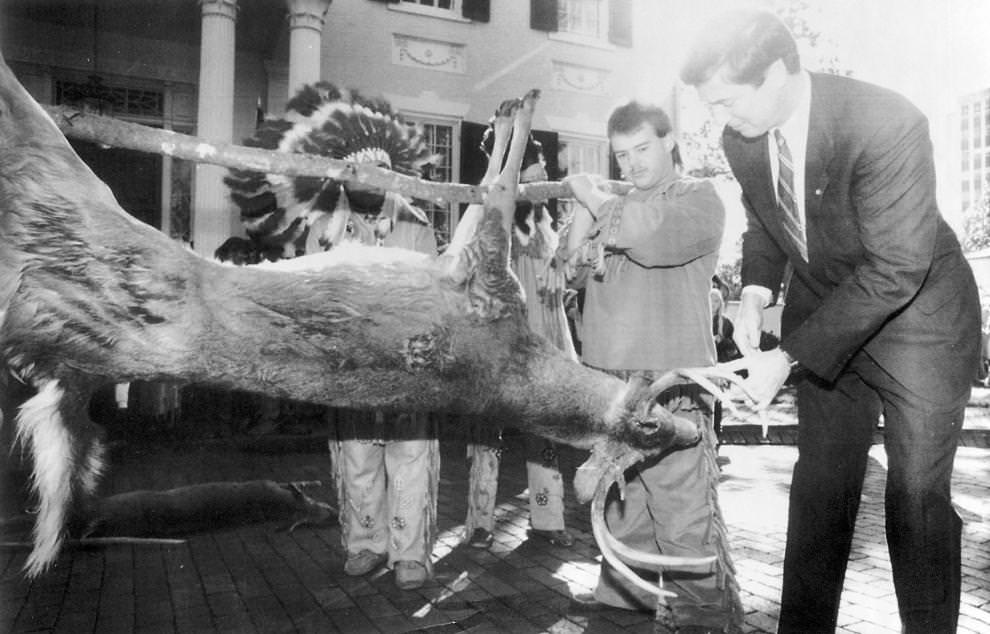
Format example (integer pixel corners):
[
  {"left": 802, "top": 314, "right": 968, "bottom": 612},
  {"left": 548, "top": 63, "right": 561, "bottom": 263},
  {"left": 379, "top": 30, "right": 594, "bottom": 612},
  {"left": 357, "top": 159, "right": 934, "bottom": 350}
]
[{"left": 777, "top": 353, "right": 966, "bottom": 634}]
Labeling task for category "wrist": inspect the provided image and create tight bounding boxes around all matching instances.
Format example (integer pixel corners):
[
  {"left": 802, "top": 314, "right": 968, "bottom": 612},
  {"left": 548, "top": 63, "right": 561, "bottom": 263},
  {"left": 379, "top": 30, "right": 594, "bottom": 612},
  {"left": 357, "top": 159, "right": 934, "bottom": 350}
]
[
  {"left": 781, "top": 348, "right": 805, "bottom": 377},
  {"left": 741, "top": 285, "right": 773, "bottom": 309}
]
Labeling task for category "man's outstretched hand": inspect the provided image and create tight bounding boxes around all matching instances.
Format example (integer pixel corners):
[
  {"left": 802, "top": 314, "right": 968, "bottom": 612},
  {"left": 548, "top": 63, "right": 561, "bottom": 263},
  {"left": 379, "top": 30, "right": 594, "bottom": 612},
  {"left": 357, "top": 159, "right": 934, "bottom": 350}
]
[{"left": 719, "top": 348, "right": 792, "bottom": 410}]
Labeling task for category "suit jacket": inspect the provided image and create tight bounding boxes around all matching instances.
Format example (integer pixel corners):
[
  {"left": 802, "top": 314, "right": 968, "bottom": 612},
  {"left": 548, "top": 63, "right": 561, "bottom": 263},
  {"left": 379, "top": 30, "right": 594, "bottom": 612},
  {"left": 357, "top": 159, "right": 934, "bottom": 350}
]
[{"left": 723, "top": 72, "right": 980, "bottom": 401}]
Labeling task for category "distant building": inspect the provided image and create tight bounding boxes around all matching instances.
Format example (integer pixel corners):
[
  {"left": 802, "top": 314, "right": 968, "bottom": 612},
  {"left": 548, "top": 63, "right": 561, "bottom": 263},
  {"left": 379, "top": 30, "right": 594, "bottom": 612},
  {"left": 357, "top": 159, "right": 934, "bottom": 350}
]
[{"left": 960, "top": 87, "right": 990, "bottom": 214}]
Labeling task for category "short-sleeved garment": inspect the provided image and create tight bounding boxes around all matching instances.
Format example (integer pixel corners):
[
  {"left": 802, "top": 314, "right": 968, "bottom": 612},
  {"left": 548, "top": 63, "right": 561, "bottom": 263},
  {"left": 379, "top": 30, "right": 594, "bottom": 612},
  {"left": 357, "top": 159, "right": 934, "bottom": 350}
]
[{"left": 579, "top": 178, "right": 724, "bottom": 372}]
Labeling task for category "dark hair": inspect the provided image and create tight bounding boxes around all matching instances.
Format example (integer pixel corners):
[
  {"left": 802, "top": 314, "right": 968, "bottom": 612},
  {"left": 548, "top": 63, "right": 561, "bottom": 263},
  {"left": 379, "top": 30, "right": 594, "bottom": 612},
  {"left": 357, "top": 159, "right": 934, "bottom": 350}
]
[
  {"left": 214, "top": 237, "right": 261, "bottom": 265},
  {"left": 480, "top": 125, "right": 544, "bottom": 172},
  {"left": 679, "top": 9, "right": 800, "bottom": 87},
  {"left": 606, "top": 100, "right": 682, "bottom": 169}
]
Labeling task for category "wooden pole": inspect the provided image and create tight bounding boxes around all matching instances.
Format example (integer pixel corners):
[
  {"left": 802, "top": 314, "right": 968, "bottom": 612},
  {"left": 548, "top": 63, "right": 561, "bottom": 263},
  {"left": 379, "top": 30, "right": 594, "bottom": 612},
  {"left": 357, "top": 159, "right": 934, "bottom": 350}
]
[{"left": 42, "top": 105, "right": 631, "bottom": 205}]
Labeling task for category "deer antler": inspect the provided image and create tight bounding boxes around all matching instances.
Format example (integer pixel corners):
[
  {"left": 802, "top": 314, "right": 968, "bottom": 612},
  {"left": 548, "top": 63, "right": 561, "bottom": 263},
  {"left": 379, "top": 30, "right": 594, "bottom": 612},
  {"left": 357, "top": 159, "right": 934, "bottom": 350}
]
[
  {"left": 589, "top": 453, "right": 717, "bottom": 602},
  {"left": 582, "top": 366, "right": 757, "bottom": 603}
]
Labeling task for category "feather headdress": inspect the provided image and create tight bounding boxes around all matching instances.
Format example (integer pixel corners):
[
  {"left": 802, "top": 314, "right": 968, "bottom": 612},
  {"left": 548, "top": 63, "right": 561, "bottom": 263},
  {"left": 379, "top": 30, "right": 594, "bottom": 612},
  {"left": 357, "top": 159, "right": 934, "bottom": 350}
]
[{"left": 224, "top": 81, "right": 436, "bottom": 257}]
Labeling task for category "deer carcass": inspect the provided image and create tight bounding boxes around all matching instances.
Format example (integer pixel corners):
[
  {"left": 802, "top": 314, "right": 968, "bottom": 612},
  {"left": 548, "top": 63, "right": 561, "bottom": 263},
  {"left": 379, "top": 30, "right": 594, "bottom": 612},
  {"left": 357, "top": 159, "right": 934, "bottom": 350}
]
[{"left": 0, "top": 55, "right": 713, "bottom": 578}]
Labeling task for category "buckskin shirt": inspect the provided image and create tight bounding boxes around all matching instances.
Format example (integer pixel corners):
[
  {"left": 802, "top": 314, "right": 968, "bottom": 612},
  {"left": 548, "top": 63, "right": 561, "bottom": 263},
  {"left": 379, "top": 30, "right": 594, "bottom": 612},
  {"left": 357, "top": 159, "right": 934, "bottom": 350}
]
[{"left": 579, "top": 178, "right": 724, "bottom": 372}]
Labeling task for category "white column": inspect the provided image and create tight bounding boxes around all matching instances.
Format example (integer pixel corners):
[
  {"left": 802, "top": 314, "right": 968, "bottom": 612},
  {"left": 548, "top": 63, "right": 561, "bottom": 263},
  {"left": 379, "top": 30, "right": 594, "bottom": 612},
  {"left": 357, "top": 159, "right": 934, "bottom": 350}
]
[
  {"left": 285, "top": 0, "right": 332, "bottom": 98},
  {"left": 192, "top": 0, "right": 238, "bottom": 259}
]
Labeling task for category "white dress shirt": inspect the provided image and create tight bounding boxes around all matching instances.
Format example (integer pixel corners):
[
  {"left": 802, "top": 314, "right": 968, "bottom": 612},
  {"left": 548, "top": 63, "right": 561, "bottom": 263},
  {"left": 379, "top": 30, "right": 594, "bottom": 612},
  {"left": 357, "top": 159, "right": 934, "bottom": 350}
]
[{"left": 743, "top": 70, "right": 813, "bottom": 308}]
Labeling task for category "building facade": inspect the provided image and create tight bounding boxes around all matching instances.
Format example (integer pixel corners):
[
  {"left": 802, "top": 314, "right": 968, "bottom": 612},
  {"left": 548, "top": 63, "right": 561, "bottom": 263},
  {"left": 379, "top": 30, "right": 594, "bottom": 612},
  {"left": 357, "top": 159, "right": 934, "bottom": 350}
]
[
  {"left": 960, "top": 87, "right": 990, "bottom": 215},
  {"left": 1, "top": 0, "right": 672, "bottom": 257}
]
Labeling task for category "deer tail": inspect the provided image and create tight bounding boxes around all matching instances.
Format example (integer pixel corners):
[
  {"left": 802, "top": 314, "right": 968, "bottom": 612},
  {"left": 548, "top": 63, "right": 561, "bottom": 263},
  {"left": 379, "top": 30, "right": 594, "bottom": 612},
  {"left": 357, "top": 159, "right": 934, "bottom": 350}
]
[{"left": 14, "top": 379, "right": 99, "bottom": 577}]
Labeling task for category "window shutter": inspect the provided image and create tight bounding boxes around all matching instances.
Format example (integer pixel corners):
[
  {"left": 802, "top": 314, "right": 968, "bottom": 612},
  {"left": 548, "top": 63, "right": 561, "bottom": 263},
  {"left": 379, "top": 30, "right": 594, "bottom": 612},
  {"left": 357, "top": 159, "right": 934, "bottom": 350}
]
[
  {"left": 459, "top": 121, "right": 489, "bottom": 187},
  {"left": 608, "top": 0, "right": 633, "bottom": 47},
  {"left": 530, "top": 0, "right": 558, "bottom": 32},
  {"left": 458, "top": 121, "right": 488, "bottom": 224},
  {"left": 462, "top": 0, "right": 490, "bottom": 22},
  {"left": 531, "top": 129, "right": 559, "bottom": 221}
]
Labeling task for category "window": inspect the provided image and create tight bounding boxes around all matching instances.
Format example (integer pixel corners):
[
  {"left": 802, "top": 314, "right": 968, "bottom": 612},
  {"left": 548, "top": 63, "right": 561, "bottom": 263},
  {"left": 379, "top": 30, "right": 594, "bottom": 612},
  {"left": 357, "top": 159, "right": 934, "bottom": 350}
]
[
  {"left": 558, "top": 135, "right": 607, "bottom": 178},
  {"left": 532, "top": 0, "right": 632, "bottom": 47},
  {"left": 557, "top": 0, "right": 607, "bottom": 38},
  {"left": 976, "top": 103, "right": 984, "bottom": 149},
  {"left": 53, "top": 73, "right": 191, "bottom": 238},
  {"left": 403, "top": 0, "right": 454, "bottom": 7},
  {"left": 384, "top": 0, "right": 488, "bottom": 22},
  {"left": 397, "top": 0, "right": 458, "bottom": 17},
  {"left": 557, "top": 135, "right": 607, "bottom": 220},
  {"left": 55, "top": 77, "right": 164, "bottom": 121},
  {"left": 408, "top": 118, "right": 458, "bottom": 249}
]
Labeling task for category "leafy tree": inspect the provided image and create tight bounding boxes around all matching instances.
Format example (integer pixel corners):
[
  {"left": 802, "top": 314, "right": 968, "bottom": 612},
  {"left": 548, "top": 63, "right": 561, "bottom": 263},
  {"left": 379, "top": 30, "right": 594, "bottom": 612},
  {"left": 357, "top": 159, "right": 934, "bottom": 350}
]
[
  {"left": 716, "top": 253, "right": 743, "bottom": 300},
  {"left": 772, "top": 0, "right": 851, "bottom": 76}
]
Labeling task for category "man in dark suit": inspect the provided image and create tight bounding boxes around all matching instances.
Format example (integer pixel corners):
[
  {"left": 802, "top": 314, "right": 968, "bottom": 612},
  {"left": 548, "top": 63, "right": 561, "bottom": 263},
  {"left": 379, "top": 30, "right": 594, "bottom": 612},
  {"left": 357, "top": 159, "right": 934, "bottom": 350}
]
[{"left": 680, "top": 10, "right": 980, "bottom": 634}]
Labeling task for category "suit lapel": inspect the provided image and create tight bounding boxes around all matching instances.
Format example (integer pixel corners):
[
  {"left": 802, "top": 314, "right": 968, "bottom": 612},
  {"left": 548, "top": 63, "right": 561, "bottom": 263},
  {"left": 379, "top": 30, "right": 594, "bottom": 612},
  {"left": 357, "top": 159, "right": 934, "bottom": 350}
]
[
  {"left": 732, "top": 132, "right": 775, "bottom": 219},
  {"left": 728, "top": 130, "right": 806, "bottom": 263}
]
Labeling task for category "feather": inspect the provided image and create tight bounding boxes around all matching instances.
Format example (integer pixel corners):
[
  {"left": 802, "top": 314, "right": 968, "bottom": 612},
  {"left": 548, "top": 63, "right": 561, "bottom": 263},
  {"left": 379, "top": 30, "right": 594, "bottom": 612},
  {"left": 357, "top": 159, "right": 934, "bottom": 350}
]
[{"left": 225, "top": 86, "right": 438, "bottom": 255}]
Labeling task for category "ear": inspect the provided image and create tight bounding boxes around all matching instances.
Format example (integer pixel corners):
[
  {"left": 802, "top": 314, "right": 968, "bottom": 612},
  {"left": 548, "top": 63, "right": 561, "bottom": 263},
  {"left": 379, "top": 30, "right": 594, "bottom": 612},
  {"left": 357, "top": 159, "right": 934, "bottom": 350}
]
[
  {"left": 764, "top": 58, "right": 790, "bottom": 90},
  {"left": 662, "top": 136, "right": 676, "bottom": 152}
]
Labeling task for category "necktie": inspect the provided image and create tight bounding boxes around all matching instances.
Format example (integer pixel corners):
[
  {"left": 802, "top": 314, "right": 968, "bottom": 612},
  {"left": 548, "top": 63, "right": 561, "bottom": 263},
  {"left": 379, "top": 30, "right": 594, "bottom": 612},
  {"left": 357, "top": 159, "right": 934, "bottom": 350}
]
[{"left": 773, "top": 129, "right": 808, "bottom": 261}]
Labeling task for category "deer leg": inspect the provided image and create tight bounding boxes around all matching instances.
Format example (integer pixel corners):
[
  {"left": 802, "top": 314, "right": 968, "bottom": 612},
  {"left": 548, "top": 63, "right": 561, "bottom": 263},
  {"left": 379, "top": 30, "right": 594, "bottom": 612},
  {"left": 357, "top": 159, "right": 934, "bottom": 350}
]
[
  {"left": 489, "top": 90, "right": 540, "bottom": 241},
  {"left": 445, "top": 97, "right": 521, "bottom": 261},
  {"left": 480, "top": 98, "right": 518, "bottom": 187}
]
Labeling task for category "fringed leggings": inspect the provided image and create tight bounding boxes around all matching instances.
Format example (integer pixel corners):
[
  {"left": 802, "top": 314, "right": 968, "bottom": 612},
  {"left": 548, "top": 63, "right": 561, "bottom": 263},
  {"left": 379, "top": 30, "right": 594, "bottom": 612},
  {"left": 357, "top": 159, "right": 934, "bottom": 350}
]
[{"left": 593, "top": 381, "right": 743, "bottom": 631}]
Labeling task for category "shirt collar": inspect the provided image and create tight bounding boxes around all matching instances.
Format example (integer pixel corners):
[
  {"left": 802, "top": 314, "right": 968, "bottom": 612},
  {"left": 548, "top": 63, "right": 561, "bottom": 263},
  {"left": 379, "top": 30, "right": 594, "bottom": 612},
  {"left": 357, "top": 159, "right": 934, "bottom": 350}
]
[{"left": 776, "top": 70, "right": 812, "bottom": 147}]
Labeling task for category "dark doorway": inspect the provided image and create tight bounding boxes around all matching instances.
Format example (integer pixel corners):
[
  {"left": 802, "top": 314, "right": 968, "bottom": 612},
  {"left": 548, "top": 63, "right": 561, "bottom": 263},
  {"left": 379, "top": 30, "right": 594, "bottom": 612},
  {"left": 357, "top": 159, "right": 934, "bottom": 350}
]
[{"left": 71, "top": 139, "right": 162, "bottom": 229}]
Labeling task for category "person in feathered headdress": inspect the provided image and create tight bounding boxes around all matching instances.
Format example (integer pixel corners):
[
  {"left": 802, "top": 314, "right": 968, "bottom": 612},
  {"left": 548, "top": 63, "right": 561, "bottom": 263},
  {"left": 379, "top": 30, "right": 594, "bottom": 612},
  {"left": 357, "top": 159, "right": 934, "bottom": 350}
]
[
  {"left": 224, "top": 81, "right": 438, "bottom": 258},
  {"left": 224, "top": 82, "right": 440, "bottom": 591}
]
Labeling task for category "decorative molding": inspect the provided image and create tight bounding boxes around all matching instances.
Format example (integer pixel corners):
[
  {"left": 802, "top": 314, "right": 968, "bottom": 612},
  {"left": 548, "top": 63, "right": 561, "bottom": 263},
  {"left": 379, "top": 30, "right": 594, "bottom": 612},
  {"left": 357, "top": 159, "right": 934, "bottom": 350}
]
[
  {"left": 387, "top": 2, "right": 469, "bottom": 24},
  {"left": 545, "top": 113, "right": 606, "bottom": 139},
  {"left": 551, "top": 61, "right": 609, "bottom": 95},
  {"left": 392, "top": 34, "right": 465, "bottom": 75},
  {"left": 199, "top": 0, "right": 239, "bottom": 20},
  {"left": 384, "top": 91, "right": 470, "bottom": 119},
  {"left": 547, "top": 30, "right": 616, "bottom": 52},
  {"left": 286, "top": 0, "right": 332, "bottom": 32}
]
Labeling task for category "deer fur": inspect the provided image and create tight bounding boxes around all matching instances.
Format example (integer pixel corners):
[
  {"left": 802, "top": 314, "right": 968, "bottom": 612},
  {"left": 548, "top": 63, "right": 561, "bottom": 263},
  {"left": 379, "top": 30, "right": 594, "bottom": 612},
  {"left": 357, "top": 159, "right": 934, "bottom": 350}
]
[{"left": 0, "top": 58, "right": 699, "bottom": 577}]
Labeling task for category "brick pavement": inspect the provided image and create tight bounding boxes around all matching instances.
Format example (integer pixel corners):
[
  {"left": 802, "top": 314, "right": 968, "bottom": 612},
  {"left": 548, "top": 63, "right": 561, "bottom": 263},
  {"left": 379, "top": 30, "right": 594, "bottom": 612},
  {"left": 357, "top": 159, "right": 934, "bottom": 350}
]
[{"left": 1, "top": 417, "right": 988, "bottom": 633}]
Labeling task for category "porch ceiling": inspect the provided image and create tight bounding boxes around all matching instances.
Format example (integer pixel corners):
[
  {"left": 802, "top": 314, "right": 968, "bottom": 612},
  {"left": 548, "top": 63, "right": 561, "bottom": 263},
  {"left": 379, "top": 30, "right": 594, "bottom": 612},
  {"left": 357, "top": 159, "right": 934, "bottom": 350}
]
[{"left": 4, "top": 0, "right": 287, "bottom": 57}]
